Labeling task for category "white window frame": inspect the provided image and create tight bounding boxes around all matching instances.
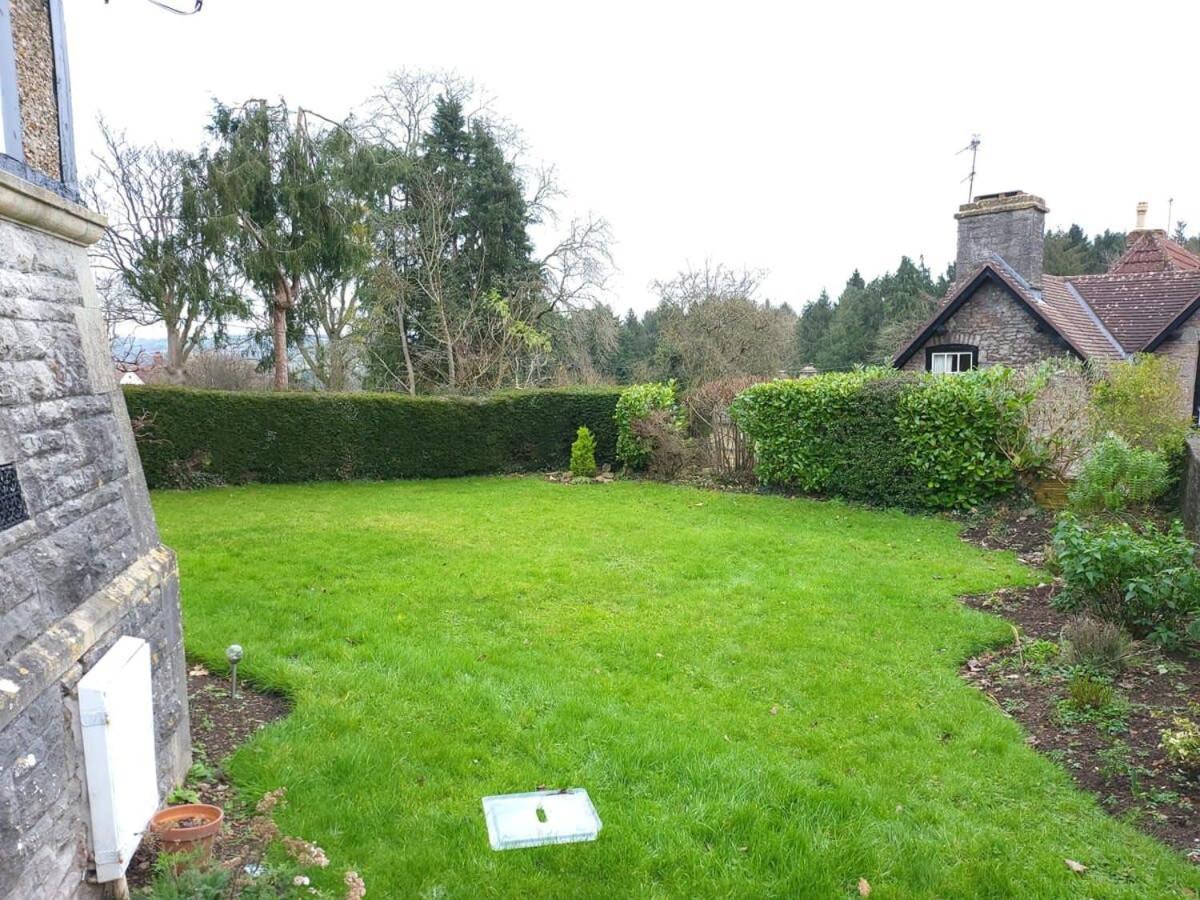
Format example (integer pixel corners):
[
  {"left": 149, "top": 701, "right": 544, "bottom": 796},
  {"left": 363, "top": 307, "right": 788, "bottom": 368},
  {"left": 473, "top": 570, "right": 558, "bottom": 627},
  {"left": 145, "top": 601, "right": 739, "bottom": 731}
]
[{"left": 929, "top": 350, "right": 976, "bottom": 375}]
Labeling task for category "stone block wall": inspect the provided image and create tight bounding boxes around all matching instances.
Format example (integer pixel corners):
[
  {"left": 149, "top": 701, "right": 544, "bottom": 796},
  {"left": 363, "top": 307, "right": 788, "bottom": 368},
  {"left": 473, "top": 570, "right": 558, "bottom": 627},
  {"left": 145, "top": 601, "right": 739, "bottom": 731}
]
[
  {"left": 1182, "top": 435, "right": 1200, "bottom": 536},
  {"left": 0, "top": 171, "right": 189, "bottom": 898},
  {"left": 899, "top": 281, "right": 1068, "bottom": 373},
  {"left": 1150, "top": 307, "right": 1200, "bottom": 421},
  {"left": 954, "top": 193, "right": 1047, "bottom": 289}
]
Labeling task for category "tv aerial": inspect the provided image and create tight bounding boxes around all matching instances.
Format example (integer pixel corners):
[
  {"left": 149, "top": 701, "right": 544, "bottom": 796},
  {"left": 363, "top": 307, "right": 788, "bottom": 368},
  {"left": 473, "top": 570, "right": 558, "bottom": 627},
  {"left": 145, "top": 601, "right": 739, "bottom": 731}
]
[{"left": 957, "top": 134, "right": 981, "bottom": 202}]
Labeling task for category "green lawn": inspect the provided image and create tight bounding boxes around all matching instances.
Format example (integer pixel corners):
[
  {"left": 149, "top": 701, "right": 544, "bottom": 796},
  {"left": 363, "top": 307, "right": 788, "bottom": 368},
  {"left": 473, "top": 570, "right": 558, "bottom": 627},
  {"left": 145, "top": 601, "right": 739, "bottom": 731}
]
[{"left": 154, "top": 478, "right": 1200, "bottom": 898}]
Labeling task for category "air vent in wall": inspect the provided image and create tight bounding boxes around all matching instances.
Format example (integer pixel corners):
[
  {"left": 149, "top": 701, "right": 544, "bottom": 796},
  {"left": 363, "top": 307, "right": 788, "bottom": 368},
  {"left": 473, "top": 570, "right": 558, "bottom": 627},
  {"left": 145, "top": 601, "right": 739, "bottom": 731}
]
[{"left": 0, "top": 463, "right": 28, "bottom": 531}]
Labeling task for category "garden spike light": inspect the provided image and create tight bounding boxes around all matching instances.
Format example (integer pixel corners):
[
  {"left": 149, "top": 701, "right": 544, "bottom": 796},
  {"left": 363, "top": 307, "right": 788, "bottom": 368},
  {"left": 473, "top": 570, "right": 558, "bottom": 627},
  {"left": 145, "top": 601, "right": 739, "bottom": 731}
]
[{"left": 225, "top": 644, "right": 243, "bottom": 699}]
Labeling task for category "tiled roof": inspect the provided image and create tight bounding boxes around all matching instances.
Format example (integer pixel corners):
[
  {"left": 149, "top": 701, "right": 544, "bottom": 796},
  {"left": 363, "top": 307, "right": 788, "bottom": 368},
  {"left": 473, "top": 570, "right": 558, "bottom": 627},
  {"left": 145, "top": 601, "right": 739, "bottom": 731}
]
[
  {"left": 1068, "top": 269, "right": 1200, "bottom": 351},
  {"left": 893, "top": 241, "right": 1200, "bottom": 368},
  {"left": 1038, "top": 277, "right": 1126, "bottom": 361},
  {"left": 891, "top": 258, "right": 1090, "bottom": 367},
  {"left": 1108, "top": 230, "right": 1200, "bottom": 275}
]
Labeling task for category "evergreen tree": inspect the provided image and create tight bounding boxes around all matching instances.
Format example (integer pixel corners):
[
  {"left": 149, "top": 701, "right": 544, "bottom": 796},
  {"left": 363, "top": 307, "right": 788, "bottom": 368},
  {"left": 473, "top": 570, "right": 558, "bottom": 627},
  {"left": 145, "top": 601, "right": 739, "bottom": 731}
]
[{"left": 794, "top": 290, "right": 833, "bottom": 367}]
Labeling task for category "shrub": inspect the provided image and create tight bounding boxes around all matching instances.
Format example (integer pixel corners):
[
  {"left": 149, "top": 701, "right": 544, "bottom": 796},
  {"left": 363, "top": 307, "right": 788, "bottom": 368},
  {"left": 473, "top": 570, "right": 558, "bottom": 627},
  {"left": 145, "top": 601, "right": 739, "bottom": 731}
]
[
  {"left": 614, "top": 381, "right": 683, "bottom": 470},
  {"left": 569, "top": 426, "right": 598, "bottom": 478},
  {"left": 124, "top": 385, "right": 621, "bottom": 488},
  {"left": 1091, "top": 354, "right": 1190, "bottom": 455},
  {"left": 629, "top": 409, "right": 695, "bottom": 481},
  {"left": 1059, "top": 616, "right": 1133, "bottom": 673},
  {"left": 729, "top": 369, "right": 884, "bottom": 493},
  {"left": 1066, "top": 673, "right": 1114, "bottom": 711},
  {"left": 1160, "top": 717, "right": 1200, "bottom": 770},
  {"left": 729, "top": 367, "right": 1029, "bottom": 509},
  {"left": 898, "top": 367, "right": 1031, "bottom": 509},
  {"left": 1052, "top": 514, "right": 1200, "bottom": 646},
  {"left": 1069, "top": 436, "right": 1172, "bottom": 513},
  {"left": 998, "top": 360, "right": 1093, "bottom": 481}
]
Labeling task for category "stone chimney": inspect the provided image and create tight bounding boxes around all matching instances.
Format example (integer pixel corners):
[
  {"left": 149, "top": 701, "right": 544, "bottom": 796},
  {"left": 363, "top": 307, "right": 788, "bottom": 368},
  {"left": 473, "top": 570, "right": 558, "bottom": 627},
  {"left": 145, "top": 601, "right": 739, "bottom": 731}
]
[
  {"left": 1135, "top": 201, "right": 1149, "bottom": 231},
  {"left": 1125, "top": 201, "right": 1166, "bottom": 248},
  {"left": 955, "top": 190, "right": 1048, "bottom": 289}
]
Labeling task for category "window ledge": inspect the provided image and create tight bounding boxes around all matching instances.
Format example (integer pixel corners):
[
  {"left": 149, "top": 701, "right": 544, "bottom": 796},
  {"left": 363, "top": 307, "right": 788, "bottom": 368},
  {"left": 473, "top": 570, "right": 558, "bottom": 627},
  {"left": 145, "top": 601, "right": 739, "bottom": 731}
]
[{"left": 0, "top": 165, "right": 104, "bottom": 246}]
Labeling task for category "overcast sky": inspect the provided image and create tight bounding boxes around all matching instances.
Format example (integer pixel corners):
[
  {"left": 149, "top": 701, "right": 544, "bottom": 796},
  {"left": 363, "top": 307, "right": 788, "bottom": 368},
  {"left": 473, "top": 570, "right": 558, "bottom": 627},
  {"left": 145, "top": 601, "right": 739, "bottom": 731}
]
[{"left": 65, "top": 0, "right": 1200, "bottom": 316}]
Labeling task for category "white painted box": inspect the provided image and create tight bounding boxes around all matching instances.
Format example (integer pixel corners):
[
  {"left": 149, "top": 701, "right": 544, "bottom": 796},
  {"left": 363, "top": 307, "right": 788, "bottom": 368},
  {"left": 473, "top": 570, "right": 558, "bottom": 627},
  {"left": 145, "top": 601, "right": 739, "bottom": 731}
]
[{"left": 78, "top": 636, "right": 159, "bottom": 883}]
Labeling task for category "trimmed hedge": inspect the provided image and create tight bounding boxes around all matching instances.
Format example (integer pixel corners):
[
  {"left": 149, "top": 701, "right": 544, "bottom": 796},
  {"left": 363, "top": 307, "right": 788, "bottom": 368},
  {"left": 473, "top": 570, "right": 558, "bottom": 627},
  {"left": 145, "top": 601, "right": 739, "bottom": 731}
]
[
  {"left": 729, "top": 368, "right": 1027, "bottom": 510},
  {"left": 124, "top": 385, "right": 622, "bottom": 489}
]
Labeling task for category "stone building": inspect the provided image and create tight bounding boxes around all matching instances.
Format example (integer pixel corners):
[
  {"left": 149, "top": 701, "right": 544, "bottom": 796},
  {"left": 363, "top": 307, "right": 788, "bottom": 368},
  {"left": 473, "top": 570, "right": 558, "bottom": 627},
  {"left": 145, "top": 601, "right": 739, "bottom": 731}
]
[
  {"left": 0, "top": 2, "right": 190, "bottom": 897},
  {"left": 893, "top": 192, "right": 1200, "bottom": 419}
]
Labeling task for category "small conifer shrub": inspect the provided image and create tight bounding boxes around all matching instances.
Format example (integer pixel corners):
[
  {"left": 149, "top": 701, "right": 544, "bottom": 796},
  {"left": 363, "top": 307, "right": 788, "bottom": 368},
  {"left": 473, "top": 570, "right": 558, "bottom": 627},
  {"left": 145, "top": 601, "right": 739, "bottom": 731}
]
[{"left": 570, "top": 426, "right": 598, "bottom": 478}]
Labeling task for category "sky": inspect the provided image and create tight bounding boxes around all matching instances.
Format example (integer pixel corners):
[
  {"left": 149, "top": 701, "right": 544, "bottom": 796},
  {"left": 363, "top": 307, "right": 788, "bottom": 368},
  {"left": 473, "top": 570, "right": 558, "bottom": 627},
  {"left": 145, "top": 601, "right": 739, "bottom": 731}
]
[{"left": 65, "top": 0, "right": 1200, "bottom": 318}]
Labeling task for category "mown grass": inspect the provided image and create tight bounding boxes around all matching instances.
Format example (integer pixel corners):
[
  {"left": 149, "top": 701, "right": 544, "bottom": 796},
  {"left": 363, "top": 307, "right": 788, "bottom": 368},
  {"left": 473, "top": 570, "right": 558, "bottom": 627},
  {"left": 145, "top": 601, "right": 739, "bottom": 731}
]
[{"left": 153, "top": 478, "right": 1200, "bottom": 898}]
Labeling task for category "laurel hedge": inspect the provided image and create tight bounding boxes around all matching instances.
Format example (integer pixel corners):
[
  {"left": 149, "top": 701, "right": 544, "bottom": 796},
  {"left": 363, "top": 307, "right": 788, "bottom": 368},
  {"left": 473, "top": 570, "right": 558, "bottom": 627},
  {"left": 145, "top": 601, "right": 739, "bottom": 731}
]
[
  {"left": 729, "top": 368, "right": 1029, "bottom": 510},
  {"left": 123, "top": 385, "right": 622, "bottom": 489}
]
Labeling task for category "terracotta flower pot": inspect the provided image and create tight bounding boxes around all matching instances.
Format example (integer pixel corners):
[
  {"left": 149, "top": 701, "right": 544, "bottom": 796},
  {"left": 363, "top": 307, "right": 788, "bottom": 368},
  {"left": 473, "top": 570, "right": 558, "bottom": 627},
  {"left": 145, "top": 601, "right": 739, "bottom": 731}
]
[{"left": 149, "top": 803, "right": 223, "bottom": 870}]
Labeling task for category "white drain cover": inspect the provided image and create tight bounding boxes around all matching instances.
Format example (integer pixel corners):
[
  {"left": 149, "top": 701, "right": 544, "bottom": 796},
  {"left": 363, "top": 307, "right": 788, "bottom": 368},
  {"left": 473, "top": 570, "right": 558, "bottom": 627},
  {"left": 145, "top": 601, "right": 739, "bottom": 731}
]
[{"left": 482, "top": 789, "right": 602, "bottom": 850}]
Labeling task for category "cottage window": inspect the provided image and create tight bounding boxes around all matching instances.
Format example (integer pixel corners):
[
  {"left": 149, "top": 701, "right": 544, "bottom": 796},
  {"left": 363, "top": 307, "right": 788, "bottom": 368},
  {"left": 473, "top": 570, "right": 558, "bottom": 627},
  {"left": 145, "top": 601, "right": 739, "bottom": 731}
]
[{"left": 926, "top": 345, "right": 978, "bottom": 374}]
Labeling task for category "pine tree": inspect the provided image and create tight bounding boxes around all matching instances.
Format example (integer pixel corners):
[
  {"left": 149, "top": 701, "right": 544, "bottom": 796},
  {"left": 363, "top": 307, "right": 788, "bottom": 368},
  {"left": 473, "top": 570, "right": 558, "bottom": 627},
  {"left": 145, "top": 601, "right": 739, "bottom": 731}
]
[{"left": 794, "top": 290, "right": 833, "bottom": 367}]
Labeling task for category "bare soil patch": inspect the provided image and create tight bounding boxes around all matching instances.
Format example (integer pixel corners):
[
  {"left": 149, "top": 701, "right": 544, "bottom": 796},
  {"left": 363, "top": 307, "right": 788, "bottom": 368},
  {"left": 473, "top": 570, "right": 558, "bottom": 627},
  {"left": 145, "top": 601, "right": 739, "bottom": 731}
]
[
  {"left": 127, "top": 664, "right": 290, "bottom": 889},
  {"left": 957, "top": 524, "right": 1199, "bottom": 864}
]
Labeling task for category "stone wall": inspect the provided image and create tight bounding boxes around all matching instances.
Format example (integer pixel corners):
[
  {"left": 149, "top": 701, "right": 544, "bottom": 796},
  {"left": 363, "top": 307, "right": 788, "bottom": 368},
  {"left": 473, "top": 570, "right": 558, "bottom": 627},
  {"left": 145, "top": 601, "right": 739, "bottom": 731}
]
[
  {"left": 1150, "top": 307, "right": 1200, "bottom": 420},
  {"left": 1183, "top": 435, "right": 1200, "bottom": 537},
  {"left": 0, "top": 171, "right": 189, "bottom": 898},
  {"left": 955, "top": 194, "right": 1047, "bottom": 289},
  {"left": 899, "top": 281, "right": 1069, "bottom": 372}
]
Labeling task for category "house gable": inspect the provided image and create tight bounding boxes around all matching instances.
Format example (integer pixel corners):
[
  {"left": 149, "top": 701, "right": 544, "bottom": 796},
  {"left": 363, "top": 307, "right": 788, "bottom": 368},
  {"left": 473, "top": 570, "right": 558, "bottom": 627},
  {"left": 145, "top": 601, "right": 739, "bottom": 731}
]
[{"left": 893, "top": 264, "right": 1082, "bottom": 371}]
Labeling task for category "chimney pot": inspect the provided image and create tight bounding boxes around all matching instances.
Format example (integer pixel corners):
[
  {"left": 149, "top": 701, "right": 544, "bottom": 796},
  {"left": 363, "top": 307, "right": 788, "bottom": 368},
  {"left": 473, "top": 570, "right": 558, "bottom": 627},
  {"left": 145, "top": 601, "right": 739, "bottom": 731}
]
[{"left": 1135, "top": 201, "right": 1149, "bottom": 231}]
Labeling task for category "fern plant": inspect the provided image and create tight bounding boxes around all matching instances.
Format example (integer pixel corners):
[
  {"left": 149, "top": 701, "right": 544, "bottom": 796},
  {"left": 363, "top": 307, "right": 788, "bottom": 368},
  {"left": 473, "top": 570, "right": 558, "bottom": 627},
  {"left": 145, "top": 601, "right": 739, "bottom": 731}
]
[{"left": 1069, "top": 435, "right": 1171, "bottom": 513}]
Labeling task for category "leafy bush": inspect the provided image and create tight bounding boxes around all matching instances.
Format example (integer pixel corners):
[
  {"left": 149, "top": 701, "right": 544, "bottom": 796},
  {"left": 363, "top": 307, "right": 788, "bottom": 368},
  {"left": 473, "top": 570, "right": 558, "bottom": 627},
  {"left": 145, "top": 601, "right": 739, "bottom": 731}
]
[
  {"left": 1052, "top": 514, "right": 1200, "bottom": 646},
  {"left": 124, "top": 386, "right": 621, "bottom": 488},
  {"left": 614, "top": 381, "right": 683, "bottom": 470},
  {"left": 1059, "top": 616, "right": 1133, "bottom": 673},
  {"left": 1066, "top": 673, "right": 1114, "bottom": 711},
  {"left": 1069, "top": 435, "right": 1172, "bottom": 513},
  {"left": 998, "top": 360, "right": 1093, "bottom": 481},
  {"left": 630, "top": 409, "right": 695, "bottom": 481},
  {"left": 729, "top": 367, "right": 1029, "bottom": 509},
  {"left": 1091, "top": 354, "right": 1190, "bottom": 455},
  {"left": 1160, "top": 717, "right": 1200, "bottom": 770},
  {"left": 569, "top": 426, "right": 598, "bottom": 478}
]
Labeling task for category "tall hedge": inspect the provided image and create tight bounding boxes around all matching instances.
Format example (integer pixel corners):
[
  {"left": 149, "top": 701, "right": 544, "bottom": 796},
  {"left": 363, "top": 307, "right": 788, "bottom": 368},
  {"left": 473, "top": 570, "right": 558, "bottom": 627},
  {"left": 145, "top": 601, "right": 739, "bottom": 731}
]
[
  {"left": 124, "top": 385, "right": 622, "bottom": 489},
  {"left": 729, "top": 368, "right": 1027, "bottom": 510}
]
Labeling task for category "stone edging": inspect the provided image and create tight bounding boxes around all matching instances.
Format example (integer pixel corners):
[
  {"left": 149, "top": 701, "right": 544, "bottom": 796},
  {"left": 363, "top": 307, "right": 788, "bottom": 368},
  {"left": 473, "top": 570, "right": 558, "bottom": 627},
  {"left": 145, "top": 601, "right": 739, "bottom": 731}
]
[
  {"left": 0, "top": 545, "right": 176, "bottom": 731},
  {"left": 0, "top": 166, "right": 106, "bottom": 246}
]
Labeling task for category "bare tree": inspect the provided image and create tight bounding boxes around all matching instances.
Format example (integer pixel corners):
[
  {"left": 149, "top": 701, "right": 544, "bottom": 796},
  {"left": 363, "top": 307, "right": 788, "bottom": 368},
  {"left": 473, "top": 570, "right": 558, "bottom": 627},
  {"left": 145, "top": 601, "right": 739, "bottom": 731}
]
[
  {"left": 652, "top": 263, "right": 796, "bottom": 384},
  {"left": 538, "top": 214, "right": 615, "bottom": 315},
  {"left": 88, "top": 121, "right": 243, "bottom": 378},
  {"left": 359, "top": 68, "right": 616, "bottom": 393},
  {"left": 363, "top": 68, "right": 480, "bottom": 155}
]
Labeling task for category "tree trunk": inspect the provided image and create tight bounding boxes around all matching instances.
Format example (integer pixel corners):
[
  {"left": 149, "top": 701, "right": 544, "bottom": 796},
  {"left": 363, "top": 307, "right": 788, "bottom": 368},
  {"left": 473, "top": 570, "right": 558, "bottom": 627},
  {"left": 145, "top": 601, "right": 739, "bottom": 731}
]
[
  {"left": 164, "top": 324, "right": 185, "bottom": 382},
  {"left": 439, "top": 306, "right": 456, "bottom": 390},
  {"left": 397, "top": 304, "right": 416, "bottom": 395},
  {"left": 272, "top": 279, "right": 290, "bottom": 391}
]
